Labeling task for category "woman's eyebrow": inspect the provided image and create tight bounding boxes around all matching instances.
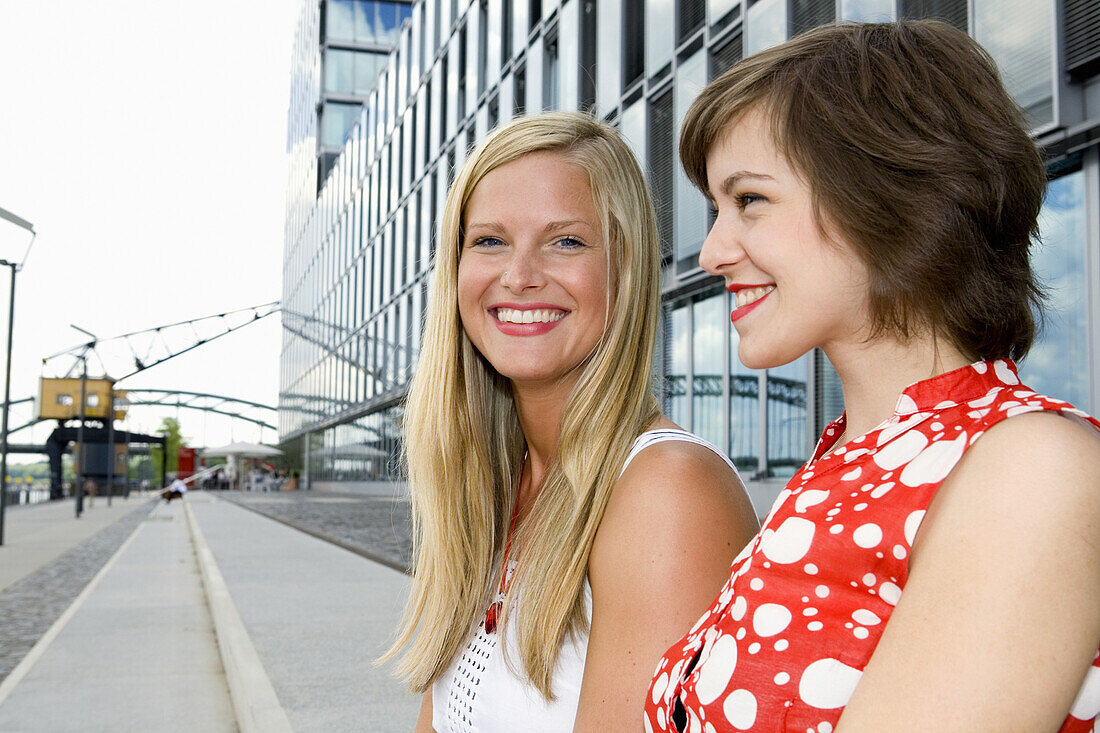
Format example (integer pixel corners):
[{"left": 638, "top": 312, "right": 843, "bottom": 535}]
[
  {"left": 713, "top": 171, "right": 775, "bottom": 199},
  {"left": 543, "top": 219, "right": 591, "bottom": 233}
]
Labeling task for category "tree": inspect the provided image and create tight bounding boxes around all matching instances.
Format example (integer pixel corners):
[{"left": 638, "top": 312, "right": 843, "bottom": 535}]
[{"left": 150, "top": 417, "right": 186, "bottom": 480}]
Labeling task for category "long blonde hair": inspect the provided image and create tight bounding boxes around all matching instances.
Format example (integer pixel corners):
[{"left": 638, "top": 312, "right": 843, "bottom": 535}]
[{"left": 382, "top": 112, "right": 662, "bottom": 698}]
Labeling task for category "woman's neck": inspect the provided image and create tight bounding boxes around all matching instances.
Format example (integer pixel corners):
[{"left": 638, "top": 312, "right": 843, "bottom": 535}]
[
  {"left": 823, "top": 332, "right": 971, "bottom": 444},
  {"left": 511, "top": 379, "right": 572, "bottom": 503}
]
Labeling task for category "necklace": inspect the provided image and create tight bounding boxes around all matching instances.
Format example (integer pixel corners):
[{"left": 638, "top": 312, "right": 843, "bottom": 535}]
[{"left": 484, "top": 456, "right": 524, "bottom": 634}]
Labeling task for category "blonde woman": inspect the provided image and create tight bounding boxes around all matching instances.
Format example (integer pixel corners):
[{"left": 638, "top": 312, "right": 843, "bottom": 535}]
[{"left": 382, "top": 112, "right": 758, "bottom": 732}]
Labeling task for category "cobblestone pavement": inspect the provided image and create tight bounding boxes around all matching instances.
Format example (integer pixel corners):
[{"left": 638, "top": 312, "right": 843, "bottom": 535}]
[
  {"left": 219, "top": 490, "right": 413, "bottom": 573},
  {"left": 0, "top": 500, "right": 156, "bottom": 683}
]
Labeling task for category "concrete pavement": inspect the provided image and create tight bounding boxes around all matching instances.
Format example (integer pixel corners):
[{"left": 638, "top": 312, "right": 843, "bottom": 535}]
[
  {"left": 0, "top": 494, "right": 152, "bottom": 592},
  {"left": 0, "top": 492, "right": 420, "bottom": 732}
]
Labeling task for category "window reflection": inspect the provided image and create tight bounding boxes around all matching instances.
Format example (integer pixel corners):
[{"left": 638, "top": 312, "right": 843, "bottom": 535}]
[
  {"left": 746, "top": 0, "right": 786, "bottom": 57},
  {"left": 674, "top": 52, "right": 708, "bottom": 262},
  {"left": 329, "top": 1, "right": 413, "bottom": 45},
  {"left": 544, "top": 34, "right": 559, "bottom": 110},
  {"left": 693, "top": 294, "right": 725, "bottom": 447},
  {"left": 1019, "top": 170, "right": 1090, "bottom": 412},
  {"left": 322, "top": 102, "right": 362, "bottom": 147},
  {"left": 708, "top": 0, "right": 739, "bottom": 25},
  {"left": 596, "top": 0, "right": 622, "bottom": 117},
  {"left": 974, "top": 0, "right": 1054, "bottom": 129},
  {"left": 667, "top": 304, "right": 689, "bottom": 427},
  {"left": 840, "top": 0, "right": 895, "bottom": 21},
  {"left": 729, "top": 313, "right": 759, "bottom": 475},
  {"left": 767, "top": 355, "right": 809, "bottom": 478},
  {"left": 620, "top": 99, "right": 646, "bottom": 171},
  {"left": 646, "top": 0, "right": 674, "bottom": 78}
]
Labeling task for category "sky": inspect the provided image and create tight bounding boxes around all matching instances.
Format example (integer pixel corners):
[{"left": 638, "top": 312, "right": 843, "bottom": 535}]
[{"left": 0, "top": 0, "right": 298, "bottom": 460}]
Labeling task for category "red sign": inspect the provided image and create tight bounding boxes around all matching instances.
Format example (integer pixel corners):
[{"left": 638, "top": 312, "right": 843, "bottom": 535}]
[{"left": 178, "top": 446, "right": 196, "bottom": 480}]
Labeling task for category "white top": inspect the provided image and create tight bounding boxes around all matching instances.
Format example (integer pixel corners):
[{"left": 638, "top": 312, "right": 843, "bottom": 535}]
[{"left": 431, "top": 429, "right": 739, "bottom": 733}]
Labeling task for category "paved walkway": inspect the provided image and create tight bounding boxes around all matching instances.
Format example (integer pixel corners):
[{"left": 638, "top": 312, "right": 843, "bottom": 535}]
[
  {"left": 0, "top": 494, "right": 151, "bottom": 592},
  {"left": 0, "top": 492, "right": 420, "bottom": 732}
]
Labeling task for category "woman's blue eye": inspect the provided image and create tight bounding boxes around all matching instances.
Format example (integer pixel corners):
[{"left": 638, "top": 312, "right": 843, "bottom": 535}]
[
  {"left": 556, "top": 237, "right": 586, "bottom": 249},
  {"left": 472, "top": 236, "right": 505, "bottom": 248}
]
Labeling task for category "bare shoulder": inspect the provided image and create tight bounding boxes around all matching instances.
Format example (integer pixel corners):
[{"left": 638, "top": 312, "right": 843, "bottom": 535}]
[
  {"left": 916, "top": 408, "right": 1100, "bottom": 578},
  {"left": 575, "top": 429, "right": 759, "bottom": 731},
  {"left": 616, "top": 435, "right": 749, "bottom": 506},
  {"left": 590, "top": 431, "right": 759, "bottom": 588},
  {"left": 937, "top": 409, "right": 1100, "bottom": 520}
]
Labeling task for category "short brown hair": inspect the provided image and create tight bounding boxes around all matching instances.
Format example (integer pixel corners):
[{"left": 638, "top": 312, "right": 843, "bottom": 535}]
[{"left": 680, "top": 20, "right": 1047, "bottom": 361}]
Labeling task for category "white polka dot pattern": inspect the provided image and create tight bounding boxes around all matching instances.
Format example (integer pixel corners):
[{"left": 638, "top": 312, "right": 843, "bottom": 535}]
[{"left": 644, "top": 360, "right": 1100, "bottom": 733}]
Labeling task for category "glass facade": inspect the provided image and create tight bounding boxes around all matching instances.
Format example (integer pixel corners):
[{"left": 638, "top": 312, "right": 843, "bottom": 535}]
[
  {"left": 973, "top": 0, "right": 1055, "bottom": 130},
  {"left": 283, "top": 0, "right": 1100, "bottom": 498},
  {"left": 840, "top": 0, "right": 895, "bottom": 21},
  {"left": 1019, "top": 169, "right": 1092, "bottom": 412}
]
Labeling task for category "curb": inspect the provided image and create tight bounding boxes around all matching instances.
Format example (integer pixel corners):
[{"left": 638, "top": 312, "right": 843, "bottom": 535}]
[
  {"left": 184, "top": 498, "right": 293, "bottom": 733},
  {"left": 0, "top": 505, "right": 150, "bottom": 706}
]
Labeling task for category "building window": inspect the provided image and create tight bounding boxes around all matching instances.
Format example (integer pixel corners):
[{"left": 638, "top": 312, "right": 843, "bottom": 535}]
[
  {"left": 899, "top": 0, "right": 967, "bottom": 31},
  {"left": 596, "top": 0, "right": 622, "bottom": 118},
  {"left": 478, "top": 0, "right": 489, "bottom": 98},
  {"left": 1019, "top": 169, "right": 1091, "bottom": 412},
  {"left": 623, "top": 0, "right": 645, "bottom": 87},
  {"left": 501, "top": 0, "right": 512, "bottom": 66},
  {"left": 647, "top": 89, "right": 674, "bottom": 259},
  {"left": 692, "top": 293, "right": 725, "bottom": 448},
  {"left": 646, "top": 0, "right": 674, "bottom": 78},
  {"left": 321, "top": 102, "right": 362, "bottom": 147},
  {"left": 974, "top": 0, "right": 1055, "bottom": 129},
  {"left": 457, "top": 24, "right": 468, "bottom": 121},
  {"left": 487, "top": 93, "right": 499, "bottom": 129},
  {"left": 679, "top": 0, "right": 705, "bottom": 42},
  {"left": 674, "top": 51, "right": 708, "bottom": 264},
  {"left": 710, "top": 29, "right": 742, "bottom": 78},
  {"left": 708, "top": 0, "right": 739, "bottom": 27},
  {"left": 840, "top": 0, "right": 895, "bottom": 21},
  {"left": 543, "top": 33, "right": 559, "bottom": 110},
  {"left": 514, "top": 62, "right": 527, "bottom": 116},
  {"left": 666, "top": 303, "right": 689, "bottom": 427},
  {"left": 729, "top": 310, "right": 760, "bottom": 476},
  {"left": 329, "top": 1, "right": 412, "bottom": 45},
  {"left": 791, "top": 0, "right": 835, "bottom": 36},
  {"left": 767, "top": 354, "right": 810, "bottom": 477},
  {"left": 746, "top": 0, "right": 787, "bottom": 57},
  {"left": 620, "top": 97, "right": 646, "bottom": 169}
]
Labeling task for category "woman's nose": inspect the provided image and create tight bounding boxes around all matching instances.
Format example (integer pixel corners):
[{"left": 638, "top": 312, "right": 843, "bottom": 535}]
[
  {"left": 699, "top": 211, "right": 743, "bottom": 276},
  {"left": 500, "top": 249, "right": 545, "bottom": 292}
]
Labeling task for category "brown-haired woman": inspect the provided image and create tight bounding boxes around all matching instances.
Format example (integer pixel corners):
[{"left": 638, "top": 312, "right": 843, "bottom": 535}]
[{"left": 646, "top": 20, "right": 1100, "bottom": 733}]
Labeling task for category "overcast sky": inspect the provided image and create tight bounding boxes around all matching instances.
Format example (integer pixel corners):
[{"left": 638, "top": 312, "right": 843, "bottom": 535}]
[{"left": 0, "top": 0, "right": 298, "bottom": 460}]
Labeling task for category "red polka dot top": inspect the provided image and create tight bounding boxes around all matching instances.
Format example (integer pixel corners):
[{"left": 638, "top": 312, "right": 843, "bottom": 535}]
[{"left": 645, "top": 360, "right": 1100, "bottom": 733}]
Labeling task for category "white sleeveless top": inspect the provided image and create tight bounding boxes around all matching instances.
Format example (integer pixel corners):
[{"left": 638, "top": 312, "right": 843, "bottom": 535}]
[{"left": 431, "top": 429, "right": 740, "bottom": 733}]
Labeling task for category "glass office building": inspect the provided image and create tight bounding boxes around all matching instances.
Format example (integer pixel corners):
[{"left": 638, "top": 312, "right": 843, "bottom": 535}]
[{"left": 281, "top": 0, "right": 1100, "bottom": 504}]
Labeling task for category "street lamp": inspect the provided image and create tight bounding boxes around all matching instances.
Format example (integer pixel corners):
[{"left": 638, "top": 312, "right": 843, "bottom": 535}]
[
  {"left": 70, "top": 324, "right": 96, "bottom": 519},
  {"left": 0, "top": 205, "right": 36, "bottom": 547}
]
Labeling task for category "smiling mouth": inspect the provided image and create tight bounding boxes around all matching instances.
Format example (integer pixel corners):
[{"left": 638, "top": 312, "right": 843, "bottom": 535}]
[
  {"left": 733, "top": 286, "right": 775, "bottom": 309},
  {"left": 493, "top": 307, "right": 567, "bottom": 324}
]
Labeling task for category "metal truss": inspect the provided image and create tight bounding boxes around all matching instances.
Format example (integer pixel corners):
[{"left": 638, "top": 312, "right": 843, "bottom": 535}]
[
  {"left": 41, "top": 301, "right": 280, "bottom": 382},
  {"left": 121, "top": 389, "right": 276, "bottom": 432}
]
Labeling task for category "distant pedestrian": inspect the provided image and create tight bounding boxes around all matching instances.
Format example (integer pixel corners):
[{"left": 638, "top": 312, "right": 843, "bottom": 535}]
[
  {"left": 161, "top": 477, "right": 188, "bottom": 503},
  {"left": 82, "top": 478, "right": 97, "bottom": 508}
]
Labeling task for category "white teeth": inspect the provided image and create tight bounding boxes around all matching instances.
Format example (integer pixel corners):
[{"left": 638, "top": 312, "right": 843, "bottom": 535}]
[
  {"left": 734, "top": 285, "right": 775, "bottom": 309},
  {"left": 495, "top": 307, "right": 566, "bottom": 324}
]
